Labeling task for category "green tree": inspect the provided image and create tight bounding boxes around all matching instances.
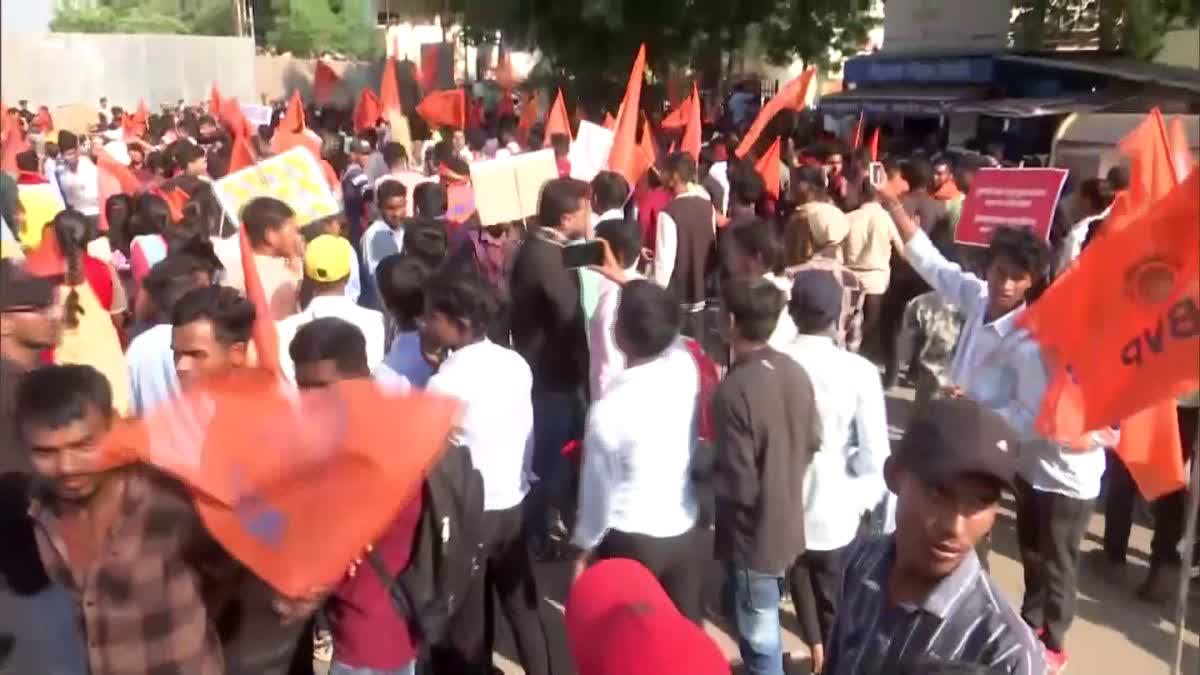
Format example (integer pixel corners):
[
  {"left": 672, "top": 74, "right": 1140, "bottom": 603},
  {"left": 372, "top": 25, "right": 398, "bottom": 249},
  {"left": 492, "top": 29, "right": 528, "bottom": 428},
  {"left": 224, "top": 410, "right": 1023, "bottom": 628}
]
[
  {"left": 51, "top": 0, "right": 235, "bottom": 35},
  {"left": 756, "top": 0, "right": 878, "bottom": 71},
  {"left": 266, "top": 0, "right": 381, "bottom": 59}
]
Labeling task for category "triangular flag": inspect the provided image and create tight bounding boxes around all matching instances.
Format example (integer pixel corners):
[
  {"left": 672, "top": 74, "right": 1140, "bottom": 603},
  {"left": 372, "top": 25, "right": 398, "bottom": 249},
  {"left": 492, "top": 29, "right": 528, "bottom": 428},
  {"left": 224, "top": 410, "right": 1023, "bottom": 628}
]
[
  {"left": 416, "top": 89, "right": 466, "bottom": 130},
  {"left": 353, "top": 88, "right": 382, "bottom": 133},
  {"left": 1167, "top": 116, "right": 1195, "bottom": 180},
  {"left": 602, "top": 112, "right": 616, "bottom": 130},
  {"left": 123, "top": 99, "right": 150, "bottom": 140},
  {"left": 736, "top": 68, "right": 816, "bottom": 158},
  {"left": 851, "top": 112, "right": 865, "bottom": 150},
  {"left": 661, "top": 95, "right": 692, "bottom": 130},
  {"left": 754, "top": 136, "right": 783, "bottom": 199},
  {"left": 543, "top": 88, "right": 572, "bottom": 147},
  {"left": 313, "top": 60, "right": 341, "bottom": 105},
  {"left": 219, "top": 97, "right": 253, "bottom": 140},
  {"left": 606, "top": 44, "right": 647, "bottom": 188},
  {"left": 680, "top": 83, "right": 702, "bottom": 162},
  {"left": 1120, "top": 107, "right": 1178, "bottom": 205},
  {"left": 96, "top": 147, "right": 142, "bottom": 195},
  {"left": 278, "top": 90, "right": 306, "bottom": 134},
  {"left": 228, "top": 135, "right": 257, "bottom": 174},
  {"left": 380, "top": 59, "right": 402, "bottom": 115},
  {"left": 517, "top": 93, "right": 538, "bottom": 145},
  {"left": 868, "top": 127, "right": 881, "bottom": 162},
  {"left": 210, "top": 83, "right": 223, "bottom": 117},
  {"left": 636, "top": 118, "right": 657, "bottom": 180},
  {"left": 239, "top": 223, "right": 281, "bottom": 375}
]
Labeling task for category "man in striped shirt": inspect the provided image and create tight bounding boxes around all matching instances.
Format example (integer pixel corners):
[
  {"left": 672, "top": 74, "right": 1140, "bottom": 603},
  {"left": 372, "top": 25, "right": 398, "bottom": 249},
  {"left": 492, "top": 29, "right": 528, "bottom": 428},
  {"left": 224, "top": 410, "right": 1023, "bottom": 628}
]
[{"left": 824, "top": 398, "right": 1045, "bottom": 675}]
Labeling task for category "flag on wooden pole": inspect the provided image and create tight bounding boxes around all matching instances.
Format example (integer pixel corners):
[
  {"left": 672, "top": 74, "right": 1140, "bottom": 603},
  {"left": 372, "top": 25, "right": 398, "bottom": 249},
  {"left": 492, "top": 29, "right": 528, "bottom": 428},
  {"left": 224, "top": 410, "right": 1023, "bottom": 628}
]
[
  {"left": 736, "top": 68, "right": 815, "bottom": 158},
  {"left": 680, "top": 83, "right": 702, "bottom": 162},
  {"left": 606, "top": 44, "right": 647, "bottom": 188}
]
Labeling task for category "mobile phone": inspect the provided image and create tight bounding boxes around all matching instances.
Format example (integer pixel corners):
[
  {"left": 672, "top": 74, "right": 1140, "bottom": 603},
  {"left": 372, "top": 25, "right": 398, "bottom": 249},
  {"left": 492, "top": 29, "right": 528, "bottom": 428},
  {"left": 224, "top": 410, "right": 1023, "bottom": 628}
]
[
  {"left": 562, "top": 241, "right": 606, "bottom": 269},
  {"left": 869, "top": 161, "right": 886, "bottom": 188}
]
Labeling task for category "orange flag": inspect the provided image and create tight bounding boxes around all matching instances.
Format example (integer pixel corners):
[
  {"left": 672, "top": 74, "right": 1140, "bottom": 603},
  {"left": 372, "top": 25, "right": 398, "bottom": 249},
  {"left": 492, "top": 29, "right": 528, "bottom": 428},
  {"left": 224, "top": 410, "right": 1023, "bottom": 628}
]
[
  {"left": 278, "top": 90, "right": 306, "bottom": 134},
  {"left": 602, "top": 112, "right": 616, "bottom": 130},
  {"left": 416, "top": 89, "right": 466, "bottom": 130},
  {"left": 380, "top": 59, "right": 403, "bottom": 115},
  {"left": 661, "top": 95, "right": 692, "bottom": 130},
  {"left": 313, "top": 59, "right": 341, "bottom": 105},
  {"left": 0, "top": 112, "right": 29, "bottom": 176},
  {"left": 868, "top": 127, "right": 881, "bottom": 162},
  {"left": 228, "top": 135, "right": 257, "bottom": 174},
  {"left": 1121, "top": 108, "right": 1178, "bottom": 206},
  {"left": 850, "top": 112, "right": 865, "bottom": 149},
  {"left": 101, "top": 369, "right": 460, "bottom": 597},
  {"left": 219, "top": 97, "right": 253, "bottom": 140},
  {"left": 543, "top": 89, "right": 572, "bottom": 147},
  {"left": 353, "top": 88, "right": 382, "bottom": 133},
  {"left": 606, "top": 44, "right": 647, "bottom": 188},
  {"left": 123, "top": 99, "right": 150, "bottom": 140},
  {"left": 517, "top": 93, "right": 538, "bottom": 145},
  {"left": 755, "top": 137, "right": 783, "bottom": 199},
  {"left": 210, "top": 83, "right": 223, "bottom": 117},
  {"left": 636, "top": 118, "right": 657, "bottom": 181},
  {"left": 239, "top": 224, "right": 281, "bottom": 375},
  {"left": 96, "top": 147, "right": 142, "bottom": 195},
  {"left": 736, "top": 68, "right": 815, "bottom": 158},
  {"left": 149, "top": 185, "right": 190, "bottom": 222},
  {"left": 680, "top": 83, "right": 702, "bottom": 162},
  {"left": 1167, "top": 116, "right": 1195, "bottom": 180},
  {"left": 270, "top": 91, "right": 323, "bottom": 164}
]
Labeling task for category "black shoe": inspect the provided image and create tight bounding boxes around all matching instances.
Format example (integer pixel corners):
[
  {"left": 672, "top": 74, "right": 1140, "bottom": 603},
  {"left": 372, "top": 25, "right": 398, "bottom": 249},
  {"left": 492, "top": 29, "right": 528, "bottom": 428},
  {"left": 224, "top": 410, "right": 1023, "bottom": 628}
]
[{"left": 1136, "top": 564, "right": 1177, "bottom": 603}]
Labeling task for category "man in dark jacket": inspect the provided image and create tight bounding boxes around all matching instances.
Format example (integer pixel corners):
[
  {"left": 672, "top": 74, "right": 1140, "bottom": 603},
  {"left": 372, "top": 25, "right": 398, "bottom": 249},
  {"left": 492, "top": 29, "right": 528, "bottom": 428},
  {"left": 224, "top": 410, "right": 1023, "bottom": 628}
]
[
  {"left": 711, "top": 276, "right": 821, "bottom": 675},
  {"left": 509, "top": 177, "right": 592, "bottom": 553}
]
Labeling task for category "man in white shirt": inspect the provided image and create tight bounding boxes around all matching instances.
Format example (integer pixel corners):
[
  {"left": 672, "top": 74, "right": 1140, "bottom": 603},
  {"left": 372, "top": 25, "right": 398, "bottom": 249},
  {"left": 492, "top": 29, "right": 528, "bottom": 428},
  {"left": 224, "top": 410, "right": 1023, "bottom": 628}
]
[
  {"left": 580, "top": 171, "right": 630, "bottom": 324},
  {"left": 419, "top": 272, "right": 552, "bottom": 675},
  {"left": 779, "top": 269, "right": 891, "bottom": 672},
  {"left": 361, "top": 180, "right": 409, "bottom": 280},
  {"left": 573, "top": 280, "right": 703, "bottom": 623},
  {"left": 56, "top": 131, "right": 100, "bottom": 217},
  {"left": 588, "top": 217, "right": 644, "bottom": 397},
  {"left": 277, "top": 235, "right": 385, "bottom": 384}
]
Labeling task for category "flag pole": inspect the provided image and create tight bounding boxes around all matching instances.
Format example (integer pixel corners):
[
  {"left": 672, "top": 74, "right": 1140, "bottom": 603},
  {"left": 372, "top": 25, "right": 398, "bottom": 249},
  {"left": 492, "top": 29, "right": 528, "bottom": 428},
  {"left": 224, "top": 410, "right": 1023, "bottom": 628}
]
[{"left": 1172, "top": 422, "right": 1200, "bottom": 675}]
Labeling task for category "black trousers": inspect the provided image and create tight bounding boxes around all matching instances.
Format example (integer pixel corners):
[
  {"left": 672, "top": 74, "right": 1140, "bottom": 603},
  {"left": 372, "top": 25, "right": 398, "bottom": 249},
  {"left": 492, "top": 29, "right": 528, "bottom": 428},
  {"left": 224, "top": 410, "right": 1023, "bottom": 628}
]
[
  {"left": 1015, "top": 477, "right": 1094, "bottom": 652},
  {"left": 877, "top": 270, "right": 928, "bottom": 386},
  {"left": 594, "top": 527, "right": 703, "bottom": 624},
  {"left": 858, "top": 292, "right": 887, "bottom": 366},
  {"left": 788, "top": 546, "right": 847, "bottom": 647},
  {"left": 1149, "top": 406, "right": 1200, "bottom": 568},
  {"left": 1102, "top": 448, "right": 1137, "bottom": 563},
  {"left": 429, "top": 502, "right": 551, "bottom": 675}
]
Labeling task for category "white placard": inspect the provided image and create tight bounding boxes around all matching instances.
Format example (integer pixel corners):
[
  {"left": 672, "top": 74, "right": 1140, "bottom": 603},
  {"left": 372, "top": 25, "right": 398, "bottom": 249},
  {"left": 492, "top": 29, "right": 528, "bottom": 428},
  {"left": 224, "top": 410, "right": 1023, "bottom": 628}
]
[{"left": 568, "top": 121, "right": 615, "bottom": 183}]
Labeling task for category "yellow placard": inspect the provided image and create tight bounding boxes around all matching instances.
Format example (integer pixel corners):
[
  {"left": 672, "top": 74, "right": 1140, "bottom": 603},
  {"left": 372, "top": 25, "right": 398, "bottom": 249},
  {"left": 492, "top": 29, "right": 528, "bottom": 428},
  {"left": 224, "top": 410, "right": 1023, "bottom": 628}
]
[{"left": 213, "top": 147, "right": 339, "bottom": 226}]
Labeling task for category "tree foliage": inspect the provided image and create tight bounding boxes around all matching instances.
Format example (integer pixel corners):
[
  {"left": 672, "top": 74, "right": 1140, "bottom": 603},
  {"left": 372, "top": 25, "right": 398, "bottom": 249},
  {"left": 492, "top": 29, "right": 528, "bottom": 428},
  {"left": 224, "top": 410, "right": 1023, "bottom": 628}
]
[
  {"left": 51, "top": 0, "right": 231, "bottom": 35},
  {"left": 1012, "top": 0, "right": 1200, "bottom": 59}
]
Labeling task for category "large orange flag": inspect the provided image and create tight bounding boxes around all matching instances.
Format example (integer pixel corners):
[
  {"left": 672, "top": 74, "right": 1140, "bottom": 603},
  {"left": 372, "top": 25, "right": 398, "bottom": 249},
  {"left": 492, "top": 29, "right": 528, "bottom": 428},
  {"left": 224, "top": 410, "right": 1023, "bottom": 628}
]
[
  {"left": 353, "top": 88, "right": 382, "bottom": 132},
  {"left": 313, "top": 59, "right": 341, "bottom": 105},
  {"left": 1167, "top": 116, "right": 1195, "bottom": 180},
  {"left": 219, "top": 97, "right": 253, "bottom": 140},
  {"left": 1121, "top": 108, "right": 1178, "bottom": 207},
  {"left": 101, "top": 369, "right": 460, "bottom": 597},
  {"left": 278, "top": 91, "right": 306, "bottom": 134},
  {"left": 1023, "top": 170, "right": 1199, "bottom": 498},
  {"left": 417, "top": 89, "right": 466, "bottom": 130},
  {"left": 380, "top": 59, "right": 403, "bottom": 115},
  {"left": 680, "top": 83, "right": 702, "bottom": 162},
  {"left": 661, "top": 95, "right": 692, "bottom": 130},
  {"left": 607, "top": 44, "right": 647, "bottom": 188},
  {"left": 96, "top": 147, "right": 142, "bottom": 195},
  {"left": 736, "top": 68, "right": 815, "bottom": 158},
  {"left": 270, "top": 91, "right": 324, "bottom": 164},
  {"left": 543, "top": 89, "right": 572, "bottom": 147},
  {"left": 227, "top": 135, "right": 257, "bottom": 174},
  {"left": 755, "top": 137, "right": 783, "bottom": 199}
]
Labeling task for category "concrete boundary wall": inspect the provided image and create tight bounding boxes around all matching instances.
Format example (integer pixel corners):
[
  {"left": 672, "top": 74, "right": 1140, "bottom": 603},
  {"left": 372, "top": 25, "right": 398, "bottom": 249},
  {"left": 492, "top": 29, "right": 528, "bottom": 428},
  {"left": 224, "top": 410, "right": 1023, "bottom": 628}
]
[{"left": 0, "top": 33, "right": 256, "bottom": 109}]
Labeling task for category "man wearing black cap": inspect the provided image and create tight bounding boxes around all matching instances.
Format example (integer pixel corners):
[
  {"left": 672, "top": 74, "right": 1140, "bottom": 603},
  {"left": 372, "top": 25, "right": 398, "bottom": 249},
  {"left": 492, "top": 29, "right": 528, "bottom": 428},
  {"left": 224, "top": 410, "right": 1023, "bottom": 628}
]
[
  {"left": 823, "top": 398, "right": 1045, "bottom": 675},
  {"left": 1, "top": 262, "right": 63, "bottom": 474}
]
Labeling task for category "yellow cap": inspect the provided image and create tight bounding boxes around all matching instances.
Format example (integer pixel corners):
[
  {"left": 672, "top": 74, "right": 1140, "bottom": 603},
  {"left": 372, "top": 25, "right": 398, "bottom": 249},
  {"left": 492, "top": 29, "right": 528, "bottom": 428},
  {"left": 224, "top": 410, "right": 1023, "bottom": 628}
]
[{"left": 303, "top": 234, "right": 353, "bottom": 282}]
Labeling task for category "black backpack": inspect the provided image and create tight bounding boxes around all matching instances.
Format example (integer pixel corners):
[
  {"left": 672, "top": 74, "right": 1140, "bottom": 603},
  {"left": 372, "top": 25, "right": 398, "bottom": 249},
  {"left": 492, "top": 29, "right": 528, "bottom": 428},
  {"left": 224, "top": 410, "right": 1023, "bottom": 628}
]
[{"left": 368, "top": 443, "right": 486, "bottom": 645}]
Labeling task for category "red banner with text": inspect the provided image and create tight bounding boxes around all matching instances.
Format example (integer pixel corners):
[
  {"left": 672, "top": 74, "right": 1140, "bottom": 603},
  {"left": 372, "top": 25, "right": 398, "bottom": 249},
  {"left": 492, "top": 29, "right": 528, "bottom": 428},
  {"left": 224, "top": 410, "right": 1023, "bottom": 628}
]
[{"left": 954, "top": 168, "right": 1069, "bottom": 246}]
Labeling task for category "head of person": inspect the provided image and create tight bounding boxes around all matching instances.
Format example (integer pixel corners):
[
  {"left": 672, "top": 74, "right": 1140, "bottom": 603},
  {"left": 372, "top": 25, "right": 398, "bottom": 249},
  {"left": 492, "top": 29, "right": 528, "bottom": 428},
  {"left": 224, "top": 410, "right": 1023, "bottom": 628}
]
[
  {"left": 550, "top": 133, "right": 571, "bottom": 159},
  {"left": 348, "top": 137, "right": 373, "bottom": 167},
  {"left": 413, "top": 182, "right": 448, "bottom": 219},
  {"left": 289, "top": 317, "right": 370, "bottom": 389},
  {"left": 1105, "top": 165, "right": 1130, "bottom": 192},
  {"left": 382, "top": 141, "right": 409, "bottom": 172},
  {"left": 901, "top": 157, "right": 933, "bottom": 194},
  {"left": 44, "top": 141, "right": 59, "bottom": 160},
  {"left": 594, "top": 217, "right": 642, "bottom": 272},
  {"left": 788, "top": 268, "right": 842, "bottom": 336},
  {"left": 821, "top": 145, "right": 845, "bottom": 178},
  {"left": 419, "top": 271, "right": 497, "bottom": 352},
  {"left": 719, "top": 277, "right": 784, "bottom": 349},
  {"left": 791, "top": 165, "right": 828, "bottom": 205},
  {"left": 882, "top": 157, "right": 908, "bottom": 195},
  {"left": 197, "top": 116, "right": 220, "bottom": 142},
  {"left": 614, "top": 280, "right": 681, "bottom": 364},
  {"left": 170, "top": 285, "right": 255, "bottom": 388},
  {"left": 984, "top": 226, "right": 1049, "bottom": 318},
  {"left": 59, "top": 131, "right": 81, "bottom": 169},
  {"left": 1078, "top": 177, "right": 1115, "bottom": 216},
  {"left": 537, "top": 177, "right": 591, "bottom": 240},
  {"left": 0, "top": 262, "right": 62, "bottom": 364},
  {"left": 17, "top": 365, "right": 115, "bottom": 503},
  {"left": 303, "top": 234, "right": 354, "bottom": 297},
  {"left": 452, "top": 129, "right": 467, "bottom": 152},
  {"left": 728, "top": 164, "right": 765, "bottom": 210},
  {"left": 127, "top": 143, "right": 145, "bottom": 168},
  {"left": 241, "top": 196, "right": 299, "bottom": 258},
  {"left": 167, "top": 139, "right": 207, "bottom": 177},
  {"left": 15, "top": 149, "right": 39, "bottom": 173},
  {"left": 49, "top": 209, "right": 97, "bottom": 328},
  {"left": 955, "top": 159, "right": 982, "bottom": 195},
  {"left": 662, "top": 152, "right": 697, "bottom": 193},
  {"left": 401, "top": 217, "right": 449, "bottom": 268},
  {"left": 724, "top": 219, "right": 783, "bottom": 279},
  {"left": 140, "top": 250, "right": 217, "bottom": 324},
  {"left": 931, "top": 156, "right": 956, "bottom": 193},
  {"left": 590, "top": 171, "right": 630, "bottom": 217},
  {"left": 377, "top": 179, "right": 408, "bottom": 230},
  {"left": 376, "top": 254, "right": 431, "bottom": 331},
  {"left": 885, "top": 398, "right": 1017, "bottom": 584}
]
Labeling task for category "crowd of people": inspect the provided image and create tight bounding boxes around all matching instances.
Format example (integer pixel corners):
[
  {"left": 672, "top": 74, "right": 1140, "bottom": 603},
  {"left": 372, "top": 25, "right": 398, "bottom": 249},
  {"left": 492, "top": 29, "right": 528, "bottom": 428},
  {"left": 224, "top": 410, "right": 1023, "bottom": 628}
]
[{"left": 0, "top": 82, "right": 1196, "bottom": 675}]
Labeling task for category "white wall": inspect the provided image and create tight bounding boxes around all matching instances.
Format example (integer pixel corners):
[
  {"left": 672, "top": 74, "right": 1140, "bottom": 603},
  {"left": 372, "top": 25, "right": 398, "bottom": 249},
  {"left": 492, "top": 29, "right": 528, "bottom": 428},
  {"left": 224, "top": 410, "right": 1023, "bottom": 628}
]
[{"left": 0, "top": 0, "right": 56, "bottom": 33}]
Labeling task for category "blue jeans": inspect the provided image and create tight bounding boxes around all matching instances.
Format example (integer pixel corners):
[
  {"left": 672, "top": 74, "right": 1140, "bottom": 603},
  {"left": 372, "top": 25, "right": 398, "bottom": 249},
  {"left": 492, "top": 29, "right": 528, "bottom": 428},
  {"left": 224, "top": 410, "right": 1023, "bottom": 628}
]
[
  {"left": 329, "top": 661, "right": 415, "bottom": 675},
  {"left": 524, "top": 392, "right": 584, "bottom": 542},
  {"left": 723, "top": 566, "right": 785, "bottom": 675}
]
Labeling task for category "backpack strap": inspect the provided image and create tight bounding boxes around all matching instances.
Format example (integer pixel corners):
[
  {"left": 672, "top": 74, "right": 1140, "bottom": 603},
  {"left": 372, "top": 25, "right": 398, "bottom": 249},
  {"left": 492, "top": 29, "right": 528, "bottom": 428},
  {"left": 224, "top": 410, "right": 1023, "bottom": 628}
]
[{"left": 365, "top": 548, "right": 417, "bottom": 622}]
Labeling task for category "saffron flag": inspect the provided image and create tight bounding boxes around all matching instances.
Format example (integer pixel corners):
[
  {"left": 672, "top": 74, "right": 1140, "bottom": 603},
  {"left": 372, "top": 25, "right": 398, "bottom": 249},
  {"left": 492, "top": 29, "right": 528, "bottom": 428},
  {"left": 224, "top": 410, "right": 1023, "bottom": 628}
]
[
  {"left": 0, "top": 112, "right": 29, "bottom": 176},
  {"left": 754, "top": 137, "right": 783, "bottom": 200},
  {"left": 661, "top": 95, "right": 692, "bottom": 130},
  {"left": 517, "top": 94, "right": 538, "bottom": 145},
  {"left": 353, "top": 88, "right": 382, "bottom": 132},
  {"left": 543, "top": 89, "right": 572, "bottom": 147},
  {"left": 680, "top": 83, "right": 702, "bottom": 162},
  {"left": 313, "top": 60, "right": 341, "bottom": 105},
  {"left": 417, "top": 89, "right": 466, "bottom": 130},
  {"left": 380, "top": 59, "right": 403, "bottom": 115},
  {"left": 278, "top": 91, "right": 306, "bottom": 134},
  {"left": 736, "top": 68, "right": 815, "bottom": 158},
  {"left": 239, "top": 223, "right": 281, "bottom": 375},
  {"left": 606, "top": 44, "right": 647, "bottom": 189},
  {"left": 269, "top": 91, "right": 325, "bottom": 177},
  {"left": 219, "top": 97, "right": 253, "bottom": 141},
  {"left": 210, "top": 83, "right": 223, "bottom": 117},
  {"left": 228, "top": 135, "right": 257, "bottom": 174},
  {"left": 1167, "top": 116, "right": 1195, "bottom": 181},
  {"left": 96, "top": 147, "right": 142, "bottom": 195},
  {"left": 123, "top": 100, "right": 150, "bottom": 140},
  {"left": 868, "top": 127, "right": 881, "bottom": 162},
  {"left": 100, "top": 368, "right": 460, "bottom": 598},
  {"left": 635, "top": 118, "right": 657, "bottom": 183},
  {"left": 851, "top": 112, "right": 865, "bottom": 150}
]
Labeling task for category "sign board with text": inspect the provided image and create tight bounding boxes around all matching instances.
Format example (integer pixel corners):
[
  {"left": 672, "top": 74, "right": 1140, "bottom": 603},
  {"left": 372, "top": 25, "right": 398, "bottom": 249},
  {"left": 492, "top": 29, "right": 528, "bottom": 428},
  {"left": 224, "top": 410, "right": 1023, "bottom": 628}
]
[
  {"left": 213, "top": 146, "right": 339, "bottom": 226},
  {"left": 469, "top": 149, "right": 558, "bottom": 226},
  {"left": 954, "top": 168, "right": 1069, "bottom": 247}
]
